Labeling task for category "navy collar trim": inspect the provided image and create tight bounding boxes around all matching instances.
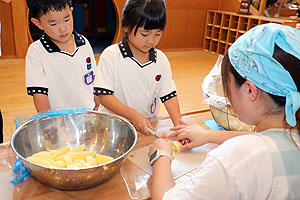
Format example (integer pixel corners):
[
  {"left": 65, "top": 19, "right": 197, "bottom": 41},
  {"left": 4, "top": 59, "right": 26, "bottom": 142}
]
[
  {"left": 118, "top": 38, "right": 157, "bottom": 64},
  {"left": 40, "top": 31, "right": 85, "bottom": 53}
]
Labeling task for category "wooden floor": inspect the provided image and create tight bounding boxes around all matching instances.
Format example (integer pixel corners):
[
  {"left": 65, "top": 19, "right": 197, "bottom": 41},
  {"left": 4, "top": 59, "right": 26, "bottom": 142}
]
[{"left": 0, "top": 50, "right": 218, "bottom": 142}]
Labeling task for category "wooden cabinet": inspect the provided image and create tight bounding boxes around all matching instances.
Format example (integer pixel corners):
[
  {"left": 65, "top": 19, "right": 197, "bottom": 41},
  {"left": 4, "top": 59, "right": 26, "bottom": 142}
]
[
  {"left": 203, "top": 10, "right": 297, "bottom": 55},
  {"left": 0, "top": 0, "right": 29, "bottom": 59}
]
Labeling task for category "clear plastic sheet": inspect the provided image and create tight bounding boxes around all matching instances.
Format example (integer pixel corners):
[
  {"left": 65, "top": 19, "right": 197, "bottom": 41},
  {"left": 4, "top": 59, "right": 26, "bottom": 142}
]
[
  {"left": 120, "top": 115, "right": 202, "bottom": 199},
  {"left": 0, "top": 142, "right": 18, "bottom": 200}
]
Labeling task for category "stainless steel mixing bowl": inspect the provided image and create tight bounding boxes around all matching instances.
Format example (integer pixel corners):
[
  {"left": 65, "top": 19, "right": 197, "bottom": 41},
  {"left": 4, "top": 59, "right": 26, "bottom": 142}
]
[{"left": 11, "top": 111, "right": 137, "bottom": 190}]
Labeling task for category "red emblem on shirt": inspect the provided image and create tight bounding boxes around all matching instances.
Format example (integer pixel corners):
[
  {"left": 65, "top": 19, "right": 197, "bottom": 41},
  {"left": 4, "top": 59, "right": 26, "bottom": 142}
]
[
  {"left": 86, "top": 57, "right": 91, "bottom": 63},
  {"left": 155, "top": 74, "right": 161, "bottom": 81}
]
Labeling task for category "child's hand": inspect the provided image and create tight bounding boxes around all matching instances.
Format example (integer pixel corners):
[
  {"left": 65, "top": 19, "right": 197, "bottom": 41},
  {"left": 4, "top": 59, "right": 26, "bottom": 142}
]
[
  {"left": 169, "top": 120, "right": 211, "bottom": 151},
  {"left": 130, "top": 112, "right": 153, "bottom": 135},
  {"left": 148, "top": 138, "right": 173, "bottom": 157}
]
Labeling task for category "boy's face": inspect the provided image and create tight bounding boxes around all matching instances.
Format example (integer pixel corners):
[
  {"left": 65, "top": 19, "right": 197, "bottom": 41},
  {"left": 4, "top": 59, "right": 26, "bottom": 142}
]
[
  {"left": 31, "top": 6, "right": 74, "bottom": 44},
  {"left": 125, "top": 26, "right": 163, "bottom": 54}
]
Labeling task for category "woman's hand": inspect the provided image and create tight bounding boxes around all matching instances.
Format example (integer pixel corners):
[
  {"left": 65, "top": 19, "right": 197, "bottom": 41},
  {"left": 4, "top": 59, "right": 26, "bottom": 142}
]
[
  {"left": 148, "top": 138, "right": 173, "bottom": 157},
  {"left": 169, "top": 119, "right": 212, "bottom": 151}
]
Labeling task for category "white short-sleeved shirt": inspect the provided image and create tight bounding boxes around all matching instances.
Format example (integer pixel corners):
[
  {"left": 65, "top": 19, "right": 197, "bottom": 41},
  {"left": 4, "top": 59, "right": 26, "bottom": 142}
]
[
  {"left": 25, "top": 32, "right": 96, "bottom": 109},
  {"left": 163, "top": 134, "right": 274, "bottom": 200},
  {"left": 94, "top": 38, "right": 177, "bottom": 118}
]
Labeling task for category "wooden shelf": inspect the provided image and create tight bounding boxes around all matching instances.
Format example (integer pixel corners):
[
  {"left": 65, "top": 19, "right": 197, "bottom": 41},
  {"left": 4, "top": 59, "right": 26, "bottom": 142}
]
[{"left": 203, "top": 10, "right": 297, "bottom": 55}]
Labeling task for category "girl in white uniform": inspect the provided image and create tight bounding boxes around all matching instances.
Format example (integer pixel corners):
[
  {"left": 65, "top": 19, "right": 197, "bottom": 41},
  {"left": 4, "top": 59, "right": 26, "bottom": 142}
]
[
  {"left": 148, "top": 23, "right": 300, "bottom": 199},
  {"left": 94, "top": 0, "right": 181, "bottom": 135}
]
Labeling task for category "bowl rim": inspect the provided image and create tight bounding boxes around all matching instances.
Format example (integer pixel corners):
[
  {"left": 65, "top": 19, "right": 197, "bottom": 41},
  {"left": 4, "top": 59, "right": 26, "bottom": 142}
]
[{"left": 10, "top": 111, "right": 138, "bottom": 170}]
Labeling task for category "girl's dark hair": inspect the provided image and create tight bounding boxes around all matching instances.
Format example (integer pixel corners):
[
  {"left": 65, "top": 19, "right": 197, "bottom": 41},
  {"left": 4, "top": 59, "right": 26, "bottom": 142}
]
[
  {"left": 222, "top": 45, "right": 300, "bottom": 133},
  {"left": 26, "top": 0, "right": 71, "bottom": 19},
  {"left": 121, "top": 0, "right": 166, "bottom": 36}
]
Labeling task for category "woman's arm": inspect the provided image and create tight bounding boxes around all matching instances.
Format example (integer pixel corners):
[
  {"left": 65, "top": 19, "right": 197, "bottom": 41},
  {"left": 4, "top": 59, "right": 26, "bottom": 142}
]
[
  {"left": 149, "top": 139, "right": 175, "bottom": 200},
  {"left": 170, "top": 120, "right": 252, "bottom": 151}
]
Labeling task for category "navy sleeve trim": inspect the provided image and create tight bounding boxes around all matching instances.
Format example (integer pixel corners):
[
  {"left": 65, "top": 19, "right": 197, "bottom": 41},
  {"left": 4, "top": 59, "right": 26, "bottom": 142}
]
[
  {"left": 93, "top": 87, "right": 114, "bottom": 96},
  {"left": 27, "top": 87, "right": 48, "bottom": 96},
  {"left": 160, "top": 91, "right": 177, "bottom": 103}
]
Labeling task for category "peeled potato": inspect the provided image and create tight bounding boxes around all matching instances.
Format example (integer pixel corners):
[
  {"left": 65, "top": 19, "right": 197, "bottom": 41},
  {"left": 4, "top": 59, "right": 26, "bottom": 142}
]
[
  {"left": 69, "top": 151, "right": 96, "bottom": 161},
  {"left": 171, "top": 151, "right": 176, "bottom": 160},
  {"left": 27, "top": 156, "right": 56, "bottom": 167},
  {"left": 49, "top": 150, "right": 58, "bottom": 159},
  {"left": 27, "top": 144, "right": 113, "bottom": 169},
  {"left": 55, "top": 160, "right": 66, "bottom": 168},
  {"left": 56, "top": 146, "right": 71, "bottom": 158},
  {"left": 68, "top": 159, "right": 90, "bottom": 168},
  {"left": 87, "top": 155, "right": 97, "bottom": 166},
  {"left": 172, "top": 141, "right": 182, "bottom": 153},
  {"left": 37, "top": 156, "right": 58, "bottom": 166},
  {"left": 71, "top": 143, "right": 86, "bottom": 152},
  {"left": 95, "top": 154, "right": 114, "bottom": 165},
  {"left": 31, "top": 151, "right": 52, "bottom": 159}
]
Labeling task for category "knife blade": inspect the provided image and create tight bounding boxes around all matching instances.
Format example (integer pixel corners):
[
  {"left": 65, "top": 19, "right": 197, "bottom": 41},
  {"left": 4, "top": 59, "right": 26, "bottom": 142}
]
[{"left": 148, "top": 128, "right": 159, "bottom": 138}]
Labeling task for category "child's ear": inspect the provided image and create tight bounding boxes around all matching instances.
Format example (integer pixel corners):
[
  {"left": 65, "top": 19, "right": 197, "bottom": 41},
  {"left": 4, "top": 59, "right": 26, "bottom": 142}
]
[
  {"left": 245, "top": 80, "right": 258, "bottom": 101},
  {"left": 31, "top": 18, "right": 44, "bottom": 31},
  {"left": 123, "top": 27, "right": 129, "bottom": 34}
]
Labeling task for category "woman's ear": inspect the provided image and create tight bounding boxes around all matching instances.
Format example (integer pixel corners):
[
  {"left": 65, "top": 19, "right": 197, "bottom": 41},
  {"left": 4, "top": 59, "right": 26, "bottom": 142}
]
[
  {"left": 245, "top": 80, "right": 259, "bottom": 101},
  {"left": 31, "top": 18, "right": 44, "bottom": 31}
]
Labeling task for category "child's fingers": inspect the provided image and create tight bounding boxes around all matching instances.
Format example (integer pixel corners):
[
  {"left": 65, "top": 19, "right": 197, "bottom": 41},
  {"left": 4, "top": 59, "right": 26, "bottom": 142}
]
[{"left": 147, "top": 120, "right": 153, "bottom": 130}]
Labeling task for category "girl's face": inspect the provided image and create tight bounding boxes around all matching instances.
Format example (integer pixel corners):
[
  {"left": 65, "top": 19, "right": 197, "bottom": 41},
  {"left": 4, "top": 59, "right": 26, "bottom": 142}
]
[
  {"left": 125, "top": 26, "right": 163, "bottom": 54},
  {"left": 32, "top": 6, "right": 74, "bottom": 45}
]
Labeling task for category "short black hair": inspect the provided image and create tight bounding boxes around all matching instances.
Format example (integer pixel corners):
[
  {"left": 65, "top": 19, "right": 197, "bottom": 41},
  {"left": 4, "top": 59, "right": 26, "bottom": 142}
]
[
  {"left": 121, "top": 0, "right": 166, "bottom": 36},
  {"left": 26, "top": 0, "right": 71, "bottom": 19}
]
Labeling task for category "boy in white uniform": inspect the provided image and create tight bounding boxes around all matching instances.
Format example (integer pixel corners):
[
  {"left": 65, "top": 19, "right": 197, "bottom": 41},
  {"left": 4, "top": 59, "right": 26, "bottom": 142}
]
[
  {"left": 25, "top": 0, "right": 98, "bottom": 112},
  {"left": 94, "top": 0, "right": 181, "bottom": 135}
]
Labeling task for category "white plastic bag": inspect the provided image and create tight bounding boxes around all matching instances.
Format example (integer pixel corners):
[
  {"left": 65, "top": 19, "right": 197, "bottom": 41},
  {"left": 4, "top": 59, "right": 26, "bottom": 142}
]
[{"left": 202, "top": 55, "right": 228, "bottom": 108}]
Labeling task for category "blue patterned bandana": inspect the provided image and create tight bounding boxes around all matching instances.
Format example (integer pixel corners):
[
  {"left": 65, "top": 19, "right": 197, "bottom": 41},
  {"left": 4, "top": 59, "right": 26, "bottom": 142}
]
[{"left": 228, "top": 23, "right": 300, "bottom": 127}]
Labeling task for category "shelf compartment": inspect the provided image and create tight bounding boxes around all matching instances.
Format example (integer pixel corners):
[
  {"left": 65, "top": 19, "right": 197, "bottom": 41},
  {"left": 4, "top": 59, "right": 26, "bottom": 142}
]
[
  {"left": 219, "top": 28, "right": 228, "bottom": 42},
  {"left": 213, "top": 13, "right": 222, "bottom": 26},
  {"left": 210, "top": 40, "right": 218, "bottom": 52},
  {"left": 207, "top": 11, "right": 214, "bottom": 25},
  {"left": 225, "top": 43, "right": 231, "bottom": 52},
  {"left": 236, "top": 31, "right": 244, "bottom": 40},
  {"left": 229, "top": 15, "right": 239, "bottom": 29},
  {"left": 212, "top": 27, "right": 220, "bottom": 40},
  {"left": 238, "top": 17, "right": 249, "bottom": 31},
  {"left": 205, "top": 25, "right": 213, "bottom": 38},
  {"left": 217, "top": 42, "right": 226, "bottom": 55},
  {"left": 227, "top": 30, "right": 237, "bottom": 43},
  {"left": 203, "top": 38, "right": 211, "bottom": 51},
  {"left": 247, "top": 18, "right": 259, "bottom": 30},
  {"left": 221, "top": 14, "right": 230, "bottom": 27}
]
